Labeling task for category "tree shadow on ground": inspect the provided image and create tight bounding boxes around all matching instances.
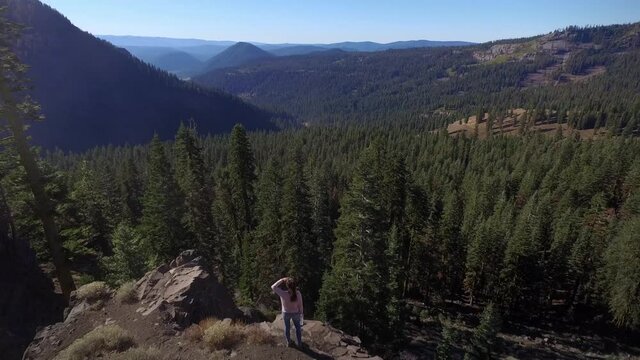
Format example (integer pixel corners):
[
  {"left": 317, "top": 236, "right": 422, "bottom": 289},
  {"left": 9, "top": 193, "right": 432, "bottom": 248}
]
[{"left": 297, "top": 344, "right": 333, "bottom": 360}]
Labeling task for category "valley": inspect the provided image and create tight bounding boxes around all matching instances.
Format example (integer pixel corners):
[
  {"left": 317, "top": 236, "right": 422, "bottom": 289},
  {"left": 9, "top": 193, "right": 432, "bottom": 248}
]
[{"left": 0, "top": 1, "right": 639, "bottom": 360}]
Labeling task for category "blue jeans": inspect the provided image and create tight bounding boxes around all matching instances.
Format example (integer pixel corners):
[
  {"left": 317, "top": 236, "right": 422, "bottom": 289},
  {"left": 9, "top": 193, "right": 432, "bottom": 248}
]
[{"left": 283, "top": 312, "right": 302, "bottom": 345}]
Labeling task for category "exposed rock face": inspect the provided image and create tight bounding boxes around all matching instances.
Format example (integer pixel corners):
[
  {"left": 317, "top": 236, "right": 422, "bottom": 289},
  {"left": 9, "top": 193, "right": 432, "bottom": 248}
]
[
  {"left": 134, "top": 250, "right": 241, "bottom": 326},
  {"left": 0, "top": 221, "right": 64, "bottom": 360},
  {"left": 268, "top": 315, "right": 382, "bottom": 359}
]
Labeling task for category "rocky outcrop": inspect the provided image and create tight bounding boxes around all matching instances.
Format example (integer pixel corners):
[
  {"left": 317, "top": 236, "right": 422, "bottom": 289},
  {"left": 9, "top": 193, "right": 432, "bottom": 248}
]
[
  {"left": 0, "top": 214, "right": 64, "bottom": 360},
  {"left": 134, "top": 250, "right": 241, "bottom": 326},
  {"left": 267, "top": 315, "right": 382, "bottom": 359},
  {"left": 23, "top": 250, "right": 380, "bottom": 359}
]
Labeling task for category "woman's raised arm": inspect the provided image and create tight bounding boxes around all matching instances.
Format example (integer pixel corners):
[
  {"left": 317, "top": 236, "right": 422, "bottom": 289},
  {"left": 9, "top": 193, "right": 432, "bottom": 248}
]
[{"left": 271, "top": 278, "right": 287, "bottom": 294}]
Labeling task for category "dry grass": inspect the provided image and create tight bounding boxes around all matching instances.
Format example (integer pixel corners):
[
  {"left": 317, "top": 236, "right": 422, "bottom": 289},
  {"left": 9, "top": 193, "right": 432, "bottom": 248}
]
[
  {"left": 76, "top": 281, "right": 111, "bottom": 302},
  {"left": 244, "top": 325, "right": 276, "bottom": 346},
  {"left": 105, "top": 347, "right": 163, "bottom": 360},
  {"left": 202, "top": 320, "right": 245, "bottom": 350},
  {"left": 184, "top": 324, "right": 204, "bottom": 342},
  {"left": 115, "top": 281, "right": 138, "bottom": 304},
  {"left": 198, "top": 317, "right": 219, "bottom": 331},
  {"left": 54, "top": 325, "right": 135, "bottom": 360}
]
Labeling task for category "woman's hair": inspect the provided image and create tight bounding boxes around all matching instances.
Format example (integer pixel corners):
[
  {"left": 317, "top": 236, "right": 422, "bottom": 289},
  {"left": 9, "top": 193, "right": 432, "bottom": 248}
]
[{"left": 285, "top": 278, "right": 298, "bottom": 302}]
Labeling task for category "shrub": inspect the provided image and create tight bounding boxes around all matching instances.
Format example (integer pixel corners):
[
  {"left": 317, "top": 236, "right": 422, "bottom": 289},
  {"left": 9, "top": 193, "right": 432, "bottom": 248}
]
[
  {"left": 203, "top": 320, "right": 245, "bottom": 350},
  {"left": 419, "top": 309, "right": 431, "bottom": 323},
  {"left": 464, "top": 303, "right": 502, "bottom": 360},
  {"left": 76, "top": 273, "right": 96, "bottom": 287},
  {"left": 184, "top": 324, "right": 204, "bottom": 342},
  {"left": 102, "top": 223, "right": 148, "bottom": 286},
  {"left": 436, "top": 317, "right": 457, "bottom": 360},
  {"left": 76, "top": 281, "right": 111, "bottom": 302},
  {"left": 106, "top": 347, "right": 162, "bottom": 360},
  {"left": 115, "top": 281, "right": 138, "bottom": 304},
  {"left": 244, "top": 325, "right": 276, "bottom": 346},
  {"left": 55, "top": 325, "right": 135, "bottom": 360}
]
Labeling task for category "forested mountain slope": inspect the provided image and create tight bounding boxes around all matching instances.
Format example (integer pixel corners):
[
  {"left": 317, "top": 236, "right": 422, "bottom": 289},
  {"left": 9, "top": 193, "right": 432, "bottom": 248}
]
[
  {"left": 31, "top": 122, "right": 640, "bottom": 358},
  {"left": 195, "top": 23, "right": 640, "bottom": 134},
  {"left": 3, "top": 0, "right": 278, "bottom": 151}
]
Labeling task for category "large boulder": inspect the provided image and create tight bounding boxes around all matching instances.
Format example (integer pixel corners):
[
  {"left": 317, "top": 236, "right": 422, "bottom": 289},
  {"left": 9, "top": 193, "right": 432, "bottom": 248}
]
[{"left": 134, "top": 250, "right": 241, "bottom": 326}]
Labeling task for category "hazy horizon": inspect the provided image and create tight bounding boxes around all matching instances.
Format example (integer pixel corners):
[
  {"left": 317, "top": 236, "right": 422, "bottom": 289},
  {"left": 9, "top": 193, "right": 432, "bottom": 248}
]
[{"left": 41, "top": 0, "right": 640, "bottom": 44}]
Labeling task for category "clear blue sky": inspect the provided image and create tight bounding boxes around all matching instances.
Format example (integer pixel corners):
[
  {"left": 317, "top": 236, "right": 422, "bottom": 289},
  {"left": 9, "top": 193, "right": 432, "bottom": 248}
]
[{"left": 41, "top": 0, "right": 640, "bottom": 43}]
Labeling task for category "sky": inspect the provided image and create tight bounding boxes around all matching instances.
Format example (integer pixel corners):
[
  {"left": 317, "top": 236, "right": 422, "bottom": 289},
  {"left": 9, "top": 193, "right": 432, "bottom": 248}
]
[{"left": 40, "top": 0, "right": 640, "bottom": 44}]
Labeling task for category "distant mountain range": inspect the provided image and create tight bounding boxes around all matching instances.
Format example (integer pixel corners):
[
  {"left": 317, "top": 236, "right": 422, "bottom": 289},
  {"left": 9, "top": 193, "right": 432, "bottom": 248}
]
[
  {"left": 100, "top": 35, "right": 475, "bottom": 77},
  {"left": 201, "top": 42, "right": 274, "bottom": 74},
  {"left": 3, "top": 0, "right": 277, "bottom": 151},
  {"left": 193, "top": 22, "right": 640, "bottom": 133}
]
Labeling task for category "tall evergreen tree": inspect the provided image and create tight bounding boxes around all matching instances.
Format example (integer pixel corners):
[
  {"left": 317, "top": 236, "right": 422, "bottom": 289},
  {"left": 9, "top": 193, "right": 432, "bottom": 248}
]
[
  {"left": 463, "top": 199, "right": 511, "bottom": 305},
  {"left": 383, "top": 155, "right": 410, "bottom": 327},
  {"left": 228, "top": 124, "right": 257, "bottom": 238},
  {"left": 174, "top": 123, "right": 216, "bottom": 262},
  {"left": 0, "top": 12, "right": 75, "bottom": 299},
  {"left": 140, "top": 135, "right": 184, "bottom": 264},
  {"left": 499, "top": 195, "right": 545, "bottom": 310},
  {"left": 310, "top": 166, "right": 335, "bottom": 271},
  {"left": 118, "top": 155, "right": 143, "bottom": 225},
  {"left": 317, "top": 141, "right": 391, "bottom": 342},
  {"left": 68, "top": 162, "right": 112, "bottom": 254},
  {"left": 601, "top": 216, "right": 640, "bottom": 328},
  {"left": 251, "top": 159, "right": 285, "bottom": 302},
  {"left": 280, "top": 146, "right": 320, "bottom": 312},
  {"left": 226, "top": 124, "right": 257, "bottom": 292},
  {"left": 439, "top": 189, "right": 465, "bottom": 299},
  {"left": 212, "top": 169, "right": 240, "bottom": 285}
]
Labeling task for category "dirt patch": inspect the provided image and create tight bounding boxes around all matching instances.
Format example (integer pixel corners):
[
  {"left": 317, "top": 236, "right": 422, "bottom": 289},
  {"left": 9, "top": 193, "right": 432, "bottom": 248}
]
[
  {"left": 563, "top": 65, "right": 606, "bottom": 83},
  {"left": 522, "top": 63, "right": 562, "bottom": 87},
  {"left": 444, "top": 109, "right": 609, "bottom": 140},
  {"left": 233, "top": 344, "right": 316, "bottom": 360}
]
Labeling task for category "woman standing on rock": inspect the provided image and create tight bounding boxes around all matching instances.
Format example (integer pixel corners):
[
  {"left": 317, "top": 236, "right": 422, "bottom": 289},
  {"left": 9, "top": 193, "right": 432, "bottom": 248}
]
[{"left": 271, "top": 277, "right": 304, "bottom": 347}]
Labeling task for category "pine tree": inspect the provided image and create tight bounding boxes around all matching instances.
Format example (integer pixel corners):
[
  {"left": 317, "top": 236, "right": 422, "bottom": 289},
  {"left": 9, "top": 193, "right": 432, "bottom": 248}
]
[
  {"left": 227, "top": 124, "right": 257, "bottom": 291},
  {"left": 439, "top": 189, "right": 465, "bottom": 299},
  {"left": 102, "top": 222, "right": 148, "bottom": 286},
  {"left": 280, "top": 146, "right": 320, "bottom": 312},
  {"left": 0, "top": 13, "right": 75, "bottom": 299},
  {"left": 317, "top": 141, "right": 391, "bottom": 342},
  {"left": 140, "top": 135, "right": 184, "bottom": 264},
  {"left": 405, "top": 184, "right": 432, "bottom": 300},
  {"left": 499, "top": 196, "right": 541, "bottom": 309},
  {"left": 251, "top": 159, "right": 284, "bottom": 302},
  {"left": 228, "top": 124, "right": 257, "bottom": 237},
  {"left": 463, "top": 200, "right": 510, "bottom": 306},
  {"left": 118, "top": 155, "right": 143, "bottom": 225},
  {"left": 602, "top": 216, "right": 640, "bottom": 328},
  {"left": 69, "top": 162, "right": 122, "bottom": 256},
  {"left": 212, "top": 169, "right": 240, "bottom": 286},
  {"left": 310, "top": 166, "right": 335, "bottom": 271},
  {"left": 383, "top": 155, "right": 409, "bottom": 328},
  {"left": 174, "top": 123, "right": 216, "bottom": 262}
]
